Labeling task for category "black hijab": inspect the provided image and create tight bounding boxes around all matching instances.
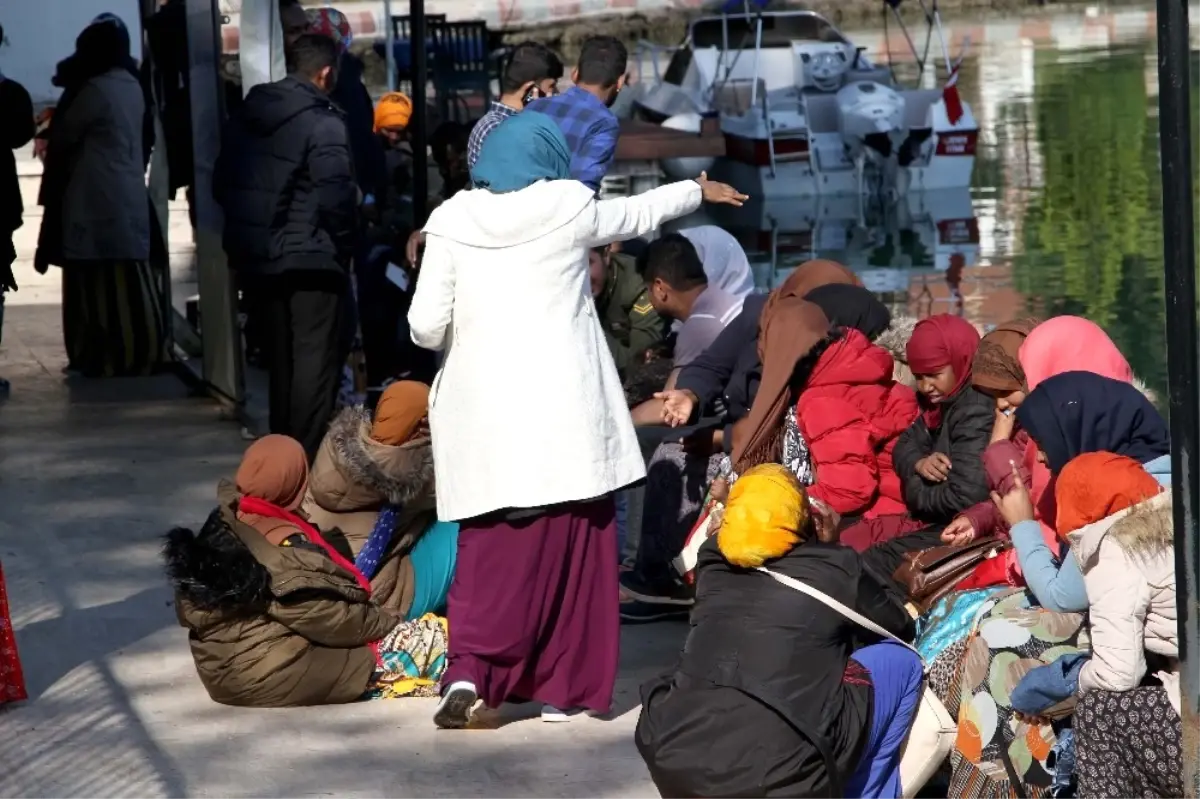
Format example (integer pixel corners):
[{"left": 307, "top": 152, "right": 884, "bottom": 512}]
[
  {"left": 803, "top": 283, "right": 891, "bottom": 341},
  {"left": 1015, "top": 371, "right": 1170, "bottom": 474}
]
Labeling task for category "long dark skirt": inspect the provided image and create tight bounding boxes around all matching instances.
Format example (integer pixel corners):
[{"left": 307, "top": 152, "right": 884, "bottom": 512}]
[
  {"left": 61, "top": 259, "right": 167, "bottom": 377},
  {"left": 1075, "top": 686, "right": 1183, "bottom": 798},
  {"left": 444, "top": 497, "right": 620, "bottom": 713}
]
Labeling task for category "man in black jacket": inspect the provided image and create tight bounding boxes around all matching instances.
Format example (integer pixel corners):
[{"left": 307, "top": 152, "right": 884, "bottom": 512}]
[{"left": 215, "top": 33, "right": 357, "bottom": 458}]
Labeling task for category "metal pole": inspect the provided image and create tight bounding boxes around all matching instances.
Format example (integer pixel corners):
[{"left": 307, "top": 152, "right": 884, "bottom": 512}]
[
  {"left": 410, "top": 0, "right": 428, "bottom": 228},
  {"left": 384, "top": 0, "right": 396, "bottom": 92},
  {"left": 1155, "top": 0, "right": 1200, "bottom": 792}
]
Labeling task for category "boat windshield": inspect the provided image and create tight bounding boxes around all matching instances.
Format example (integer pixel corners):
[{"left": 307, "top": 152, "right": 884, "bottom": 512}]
[{"left": 690, "top": 12, "right": 848, "bottom": 49}]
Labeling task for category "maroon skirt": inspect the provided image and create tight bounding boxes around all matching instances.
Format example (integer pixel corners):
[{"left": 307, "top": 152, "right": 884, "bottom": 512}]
[{"left": 444, "top": 497, "right": 619, "bottom": 713}]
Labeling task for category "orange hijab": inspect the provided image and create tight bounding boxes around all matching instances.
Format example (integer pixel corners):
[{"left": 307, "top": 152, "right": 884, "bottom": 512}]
[
  {"left": 1054, "top": 451, "right": 1162, "bottom": 538},
  {"left": 730, "top": 260, "right": 854, "bottom": 471}
]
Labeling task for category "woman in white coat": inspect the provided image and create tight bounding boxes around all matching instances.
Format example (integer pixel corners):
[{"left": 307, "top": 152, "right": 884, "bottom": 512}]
[{"left": 408, "top": 110, "right": 746, "bottom": 728}]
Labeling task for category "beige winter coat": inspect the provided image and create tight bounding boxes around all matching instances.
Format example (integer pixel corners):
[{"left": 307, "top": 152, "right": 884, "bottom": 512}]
[
  {"left": 1071, "top": 491, "right": 1177, "bottom": 701},
  {"left": 301, "top": 406, "right": 437, "bottom": 616}
]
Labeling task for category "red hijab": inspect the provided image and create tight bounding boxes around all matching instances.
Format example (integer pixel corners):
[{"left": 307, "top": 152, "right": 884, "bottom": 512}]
[{"left": 906, "top": 314, "right": 981, "bottom": 428}]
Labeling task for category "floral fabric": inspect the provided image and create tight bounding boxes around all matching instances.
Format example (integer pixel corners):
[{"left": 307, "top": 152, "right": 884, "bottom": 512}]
[
  {"left": 363, "top": 613, "right": 448, "bottom": 700},
  {"left": 1075, "top": 685, "right": 1182, "bottom": 798},
  {"left": 949, "top": 589, "right": 1089, "bottom": 798}
]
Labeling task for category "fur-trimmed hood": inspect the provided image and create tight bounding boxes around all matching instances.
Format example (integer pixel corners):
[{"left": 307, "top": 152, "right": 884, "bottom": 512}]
[
  {"left": 164, "top": 507, "right": 273, "bottom": 613},
  {"left": 874, "top": 315, "right": 917, "bottom": 389},
  {"left": 1071, "top": 490, "right": 1172, "bottom": 568},
  {"left": 307, "top": 405, "right": 435, "bottom": 514}
]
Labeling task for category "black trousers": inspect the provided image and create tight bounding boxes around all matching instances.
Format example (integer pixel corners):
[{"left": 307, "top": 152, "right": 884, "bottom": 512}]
[{"left": 260, "top": 269, "right": 346, "bottom": 459}]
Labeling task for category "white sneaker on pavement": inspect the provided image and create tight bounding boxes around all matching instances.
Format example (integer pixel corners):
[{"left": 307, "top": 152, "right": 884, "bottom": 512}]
[
  {"left": 434, "top": 681, "right": 478, "bottom": 729},
  {"left": 541, "top": 704, "right": 603, "bottom": 722}
]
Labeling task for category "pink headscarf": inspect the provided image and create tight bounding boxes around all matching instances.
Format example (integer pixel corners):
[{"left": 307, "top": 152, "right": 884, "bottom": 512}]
[{"left": 1019, "top": 316, "right": 1133, "bottom": 391}]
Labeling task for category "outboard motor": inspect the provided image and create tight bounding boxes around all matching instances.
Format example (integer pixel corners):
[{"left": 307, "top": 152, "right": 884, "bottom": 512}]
[{"left": 836, "top": 81, "right": 906, "bottom": 164}]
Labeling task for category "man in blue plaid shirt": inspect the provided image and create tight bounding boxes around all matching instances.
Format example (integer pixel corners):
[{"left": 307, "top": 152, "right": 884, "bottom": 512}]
[
  {"left": 466, "top": 42, "right": 564, "bottom": 172},
  {"left": 526, "top": 36, "right": 627, "bottom": 192}
]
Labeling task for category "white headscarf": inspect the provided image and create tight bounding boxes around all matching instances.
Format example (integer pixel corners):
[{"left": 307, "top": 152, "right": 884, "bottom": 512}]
[{"left": 678, "top": 225, "right": 755, "bottom": 299}]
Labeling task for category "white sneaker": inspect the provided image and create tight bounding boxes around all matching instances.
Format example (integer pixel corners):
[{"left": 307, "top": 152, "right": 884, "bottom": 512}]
[
  {"left": 433, "top": 681, "right": 478, "bottom": 729},
  {"left": 541, "top": 704, "right": 596, "bottom": 722}
]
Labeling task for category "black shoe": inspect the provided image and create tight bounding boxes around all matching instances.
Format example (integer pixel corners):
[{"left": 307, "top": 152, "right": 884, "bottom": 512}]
[
  {"left": 619, "top": 570, "right": 695, "bottom": 606},
  {"left": 620, "top": 600, "right": 690, "bottom": 624},
  {"left": 433, "top": 681, "right": 478, "bottom": 729}
]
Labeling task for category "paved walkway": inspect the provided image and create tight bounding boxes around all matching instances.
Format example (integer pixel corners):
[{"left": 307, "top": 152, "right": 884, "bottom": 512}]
[{"left": 0, "top": 202, "right": 675, "bottom": 799}]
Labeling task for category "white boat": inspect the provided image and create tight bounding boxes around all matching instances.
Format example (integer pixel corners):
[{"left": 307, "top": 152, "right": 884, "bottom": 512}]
[
  {"left": 663, "top": 186, "right": 980, "bottom": 288},
  {"left": 632, "top": 7, "right": 979, "bottom": 202}
]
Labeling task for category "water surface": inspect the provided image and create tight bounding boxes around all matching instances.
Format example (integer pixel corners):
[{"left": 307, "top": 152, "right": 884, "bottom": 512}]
[{"left": 690, "top": 7, "right": 1196, "bottom": 400}]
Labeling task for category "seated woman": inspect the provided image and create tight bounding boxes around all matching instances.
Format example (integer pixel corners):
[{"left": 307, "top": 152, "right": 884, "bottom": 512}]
[
  {"left": 635, "top": 464, "right": 921, "bottom": 798},
  {"left": 1063, "top": 458, "right": 1179, "bottom": 798},
  {"left": 302, "top": 380, "right": 457, "bottom": 620},
  {"left": 787, "top": 319, "right": 919, "bottom": 522},
  {"left": 950, "top": 374, "right": 1170, "bottom": 796},
  {"left": 1003, "top": 453, "right": 1170, "bottom": 797},
  {"left": 843, "top": 314, "right": 991, "bottom": 551},
  {"left": 993, "top": 371, "right": 1170, "bottom": 610},
  {"left": 166, "top": 435, "right": 446, "bottom": 707}
]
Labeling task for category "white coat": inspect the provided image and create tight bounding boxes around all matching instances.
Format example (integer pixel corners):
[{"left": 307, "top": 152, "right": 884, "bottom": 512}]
[
  {"left": 409, "top": 178, "right": 703, "bottom": 521},
  {"left": 1071, "top": 491, "right": 1178, "bottom": 707}
]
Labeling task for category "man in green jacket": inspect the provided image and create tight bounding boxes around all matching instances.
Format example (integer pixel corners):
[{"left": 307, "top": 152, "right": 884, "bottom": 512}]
[{"left": 589, "top": 245, "right": 665, "bottom": 376}]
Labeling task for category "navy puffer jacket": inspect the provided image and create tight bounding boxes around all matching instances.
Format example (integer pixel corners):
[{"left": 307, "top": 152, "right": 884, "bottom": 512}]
[{"left": 215, "top": 76, "right": 357, "bottom": 274}]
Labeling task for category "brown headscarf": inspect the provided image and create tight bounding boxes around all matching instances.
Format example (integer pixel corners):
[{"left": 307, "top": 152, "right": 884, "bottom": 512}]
[
  {"left": 970, "top": 317, "right": 1042, "bottom": 393},
  {"left": 235, "top": 434, "right": 310, "bottom": 544},
  {"left": 371, "top": 381, "right": 431, "bottom": 445},
  {"left": 730, "top": 260, "right": 851, "bottom": 471}
]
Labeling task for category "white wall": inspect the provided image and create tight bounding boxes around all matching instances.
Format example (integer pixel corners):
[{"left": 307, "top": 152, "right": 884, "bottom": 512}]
[{"left": 0, "top": 0, "right": 142, "bottom": 106}]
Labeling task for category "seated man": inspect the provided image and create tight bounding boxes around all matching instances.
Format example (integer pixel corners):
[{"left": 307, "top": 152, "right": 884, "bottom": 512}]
[
  {"left": 590, "top": 244, "right": 666, "bottom": 379},
  {"left": 634, "top": 233, "right": 744, "bottom": 403}
]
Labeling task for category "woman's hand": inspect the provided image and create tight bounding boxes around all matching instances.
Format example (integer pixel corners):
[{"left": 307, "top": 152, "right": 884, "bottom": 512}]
[
  {"left": 915, "top": 453, "right": 952, "bottom": 482},
  {"left": 710, "top": 477, "right": 730, "bottom": 505},
  {"left": 941, "top": 515, "right": 976, "bottom": 546},
  {"left": 990, "top": 406, "right": 1016, "bottom": 443},
  {"left": 809, "top": 497, "right": 841, "bottom": 543},
  {"left": 991, "top": 462, "right": 1036, "bottom": 527},
  {"left": 406, "top": 230, "right": 425, "bottom": 267},
  {"left": 695, "top": 172, "right": 749, "bottom": 207},
  {"left": 654, "top": 389, "right": 698, "bottom": 427}
]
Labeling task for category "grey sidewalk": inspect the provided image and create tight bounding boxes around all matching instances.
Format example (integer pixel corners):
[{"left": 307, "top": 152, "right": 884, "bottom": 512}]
[{"left": 0, "top": 204, "right": 674, "bottom": 799}]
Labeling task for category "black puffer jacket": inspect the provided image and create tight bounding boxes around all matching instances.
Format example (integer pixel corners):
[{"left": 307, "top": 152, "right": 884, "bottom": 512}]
[
  {"left": 215, "top": 76, "right": 357, "bottom": 274},
  {"left": 892, "top": 385, "right": 993, "bottom": 523},
  {"left": 636, "top": 540, "right": 912, "bottom": 797}
]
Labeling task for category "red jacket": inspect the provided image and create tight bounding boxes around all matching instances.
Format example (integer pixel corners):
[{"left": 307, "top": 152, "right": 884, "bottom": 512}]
[{"left": 796, "top": 329, "right": 920, "bottom": 518}]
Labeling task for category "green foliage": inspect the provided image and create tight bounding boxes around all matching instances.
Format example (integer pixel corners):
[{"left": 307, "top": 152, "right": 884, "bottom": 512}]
[{"left": 1012, "top": 46, "right": 1168, "bottom": 399}]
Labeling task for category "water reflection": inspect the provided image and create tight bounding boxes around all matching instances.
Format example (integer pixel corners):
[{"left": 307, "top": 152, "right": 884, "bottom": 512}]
[{"left": 682, "top": 11, "right": 1186, "bottom": 400}]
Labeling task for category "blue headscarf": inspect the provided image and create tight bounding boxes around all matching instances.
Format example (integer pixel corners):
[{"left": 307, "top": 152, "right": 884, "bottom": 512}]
[
  {"left": 1016, "top": 371, "right": 1170, "bottom": 474},
  {"left": 470, "top": 111, "right": 571, "bottom": 193}
]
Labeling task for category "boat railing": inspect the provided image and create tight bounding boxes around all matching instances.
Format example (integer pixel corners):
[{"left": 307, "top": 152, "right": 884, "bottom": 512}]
[{"left": 633, "top": 39, "right": 682, "bottom": 86}]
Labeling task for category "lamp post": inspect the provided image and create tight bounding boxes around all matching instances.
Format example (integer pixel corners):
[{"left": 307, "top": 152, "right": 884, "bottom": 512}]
[
  {"left": 1153, "top": 0, "right": 1200, "bottom": 792},
  {"left": 410, "top": 0, "right": 429, "bottom": 228}
]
